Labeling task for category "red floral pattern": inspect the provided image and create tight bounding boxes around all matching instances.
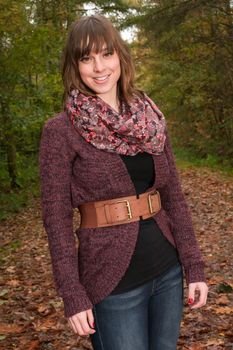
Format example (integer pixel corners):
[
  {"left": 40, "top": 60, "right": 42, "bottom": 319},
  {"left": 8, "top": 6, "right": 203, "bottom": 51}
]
[{"left": 66, "top": 90, "right": 167, "bottom": 155}]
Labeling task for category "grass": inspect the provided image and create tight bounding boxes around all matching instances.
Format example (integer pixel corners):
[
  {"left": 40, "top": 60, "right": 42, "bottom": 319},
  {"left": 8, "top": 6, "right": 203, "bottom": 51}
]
[{"left": 174, "top": 147, "right": 233, "bottom": 177}]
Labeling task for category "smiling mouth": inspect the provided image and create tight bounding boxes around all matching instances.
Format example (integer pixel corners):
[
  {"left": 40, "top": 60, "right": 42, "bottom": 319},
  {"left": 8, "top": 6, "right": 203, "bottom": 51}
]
[{"left": 93, "top": 74, "right": 110, "bottom": 83}]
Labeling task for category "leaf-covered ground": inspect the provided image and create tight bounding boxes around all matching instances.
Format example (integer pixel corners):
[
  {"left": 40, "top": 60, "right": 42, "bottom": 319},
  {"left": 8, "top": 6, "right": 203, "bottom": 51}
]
[{"left": 0, "top": 167, "right": 232, "bottom": 350}]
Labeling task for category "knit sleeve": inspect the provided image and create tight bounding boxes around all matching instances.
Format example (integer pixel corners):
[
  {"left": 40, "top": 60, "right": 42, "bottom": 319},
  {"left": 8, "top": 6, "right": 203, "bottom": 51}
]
[
  {"left": 39, "top": 119, "right": 93, "bottom": 318},
  {"left": 160, "top": 129, "right": 206, "bottom": 285}
]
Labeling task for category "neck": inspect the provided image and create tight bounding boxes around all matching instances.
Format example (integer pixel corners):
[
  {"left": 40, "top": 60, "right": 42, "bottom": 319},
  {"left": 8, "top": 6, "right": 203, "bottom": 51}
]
[{"left": 97, "top": 90, "right": 120, "bottom": 113}]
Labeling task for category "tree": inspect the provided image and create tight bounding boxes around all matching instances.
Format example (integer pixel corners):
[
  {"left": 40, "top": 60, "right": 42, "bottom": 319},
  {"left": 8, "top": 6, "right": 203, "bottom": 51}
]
[{"left": 129, "top": 0, "right": 233, "bottom": 160}]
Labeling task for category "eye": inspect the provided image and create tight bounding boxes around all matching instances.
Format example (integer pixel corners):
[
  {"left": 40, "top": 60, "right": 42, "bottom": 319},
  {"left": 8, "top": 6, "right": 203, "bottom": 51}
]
[
  {"left": 79, "top": 56, "right": 91, "bottom": 63},
  {"left": 104, "top": 51, "right": 114, "bottom": 57}
]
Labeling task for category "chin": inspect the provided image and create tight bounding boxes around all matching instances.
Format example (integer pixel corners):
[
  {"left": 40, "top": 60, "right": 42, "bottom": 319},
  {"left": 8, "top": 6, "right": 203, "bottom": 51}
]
[
  {"left": 89, "top": 84, "right": 117, "bottom": 95},
  {"left": 95, "top": 88, "right": 112, "bottom": 94}
]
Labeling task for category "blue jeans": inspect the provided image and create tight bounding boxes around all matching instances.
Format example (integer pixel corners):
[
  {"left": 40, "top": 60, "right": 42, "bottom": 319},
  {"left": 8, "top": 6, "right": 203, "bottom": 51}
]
[{"left": 90, "top": 262, "right": 184, "bottom": 350}]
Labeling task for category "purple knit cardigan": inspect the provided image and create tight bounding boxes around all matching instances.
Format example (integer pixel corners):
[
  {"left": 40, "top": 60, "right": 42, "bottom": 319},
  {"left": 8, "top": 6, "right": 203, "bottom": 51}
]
[{"left": 39, "top": 112, "right": 206, "bottom": 318}]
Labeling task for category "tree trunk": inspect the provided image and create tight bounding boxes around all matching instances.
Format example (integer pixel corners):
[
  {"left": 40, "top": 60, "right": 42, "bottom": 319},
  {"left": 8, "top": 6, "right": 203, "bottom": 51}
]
[{"left": 0, "top": 98, "right": 19, "bottom": 189}]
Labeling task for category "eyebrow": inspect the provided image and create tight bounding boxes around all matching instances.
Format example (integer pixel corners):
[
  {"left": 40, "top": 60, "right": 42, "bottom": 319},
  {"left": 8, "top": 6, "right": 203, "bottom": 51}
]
[
  {"left": 83, "top": 46, "right": 112, "bottom": 56},
  {"left": 94, "top": 47, "right": 113, "bottom": 54}
]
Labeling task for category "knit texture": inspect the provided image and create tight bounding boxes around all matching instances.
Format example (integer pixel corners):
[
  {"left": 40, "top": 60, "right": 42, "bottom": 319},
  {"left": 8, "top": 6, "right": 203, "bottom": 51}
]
[{"left": 39, "top": 112, "right": 206, "bottom": 318}]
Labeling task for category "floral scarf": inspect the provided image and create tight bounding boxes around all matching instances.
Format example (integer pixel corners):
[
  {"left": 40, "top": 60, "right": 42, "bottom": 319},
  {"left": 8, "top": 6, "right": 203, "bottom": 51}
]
[{"left": 66, "top": 89, "right": 166, "bottom": 156}]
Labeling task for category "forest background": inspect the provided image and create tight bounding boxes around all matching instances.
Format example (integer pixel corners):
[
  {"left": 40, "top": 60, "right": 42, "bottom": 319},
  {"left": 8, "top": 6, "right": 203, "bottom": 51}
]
[{"left": 0, "top": 0, "right": 233, "bottom": 220}]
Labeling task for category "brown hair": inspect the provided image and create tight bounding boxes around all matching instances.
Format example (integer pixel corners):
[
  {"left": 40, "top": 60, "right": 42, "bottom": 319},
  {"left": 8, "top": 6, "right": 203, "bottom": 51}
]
[{"left": 61, "top": 14, "right": 142, "bottom": 107}]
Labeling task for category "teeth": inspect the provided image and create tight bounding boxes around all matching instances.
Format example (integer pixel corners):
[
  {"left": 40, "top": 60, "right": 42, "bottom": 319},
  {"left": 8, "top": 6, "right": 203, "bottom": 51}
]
[{"left": 94, "top": 75, "right": 109, "bottom": 81}]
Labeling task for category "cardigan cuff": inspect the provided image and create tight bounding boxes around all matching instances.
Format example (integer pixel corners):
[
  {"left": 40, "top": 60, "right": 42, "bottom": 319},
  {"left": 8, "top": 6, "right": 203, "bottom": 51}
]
[
  {"left": 184, "top": 261, "right": 206, "bottom": 285},
  {"left": 62, "top": 290, "right": 93, "bottom": 318}
]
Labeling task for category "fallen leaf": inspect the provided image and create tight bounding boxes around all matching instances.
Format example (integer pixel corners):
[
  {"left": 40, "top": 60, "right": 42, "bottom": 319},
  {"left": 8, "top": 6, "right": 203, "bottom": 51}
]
[
  {"left": 0, "top": 323, "right": 24, "bottom": 334},
  {"left": 205, "top": 338, "right": 225, "bottom": 346},
  {"left": 215, "top": 306, "right": 233, "bottom": 314},
  {"left": 28, "top": 340, "right": 40, "bottom": 350},
  {"left": 216, "top": 295, "right": 229, "bottom": 305},
  {"left": 32, "top": 318, "right": 65, "bottom": 332},
  {"left": 0, "top": 289, "right": 8, "bottom": 297},
  {"left": 6, "top": 279, "right": 21, "bottom": 287}
]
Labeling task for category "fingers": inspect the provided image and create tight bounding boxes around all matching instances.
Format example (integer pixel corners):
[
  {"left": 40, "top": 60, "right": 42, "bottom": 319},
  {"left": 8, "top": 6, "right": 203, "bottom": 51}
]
[
  {"left": 87, "top": 308, "right": 95, "bottom": 329},
  {"left": 187, "top": 283, "right": 196, "bottom": 306},
  {"left": 68, "top": 309, "right": 96, "bottom": 337},
  {"left": 188, "top": 282, "right": 209, "bottom": 309}
]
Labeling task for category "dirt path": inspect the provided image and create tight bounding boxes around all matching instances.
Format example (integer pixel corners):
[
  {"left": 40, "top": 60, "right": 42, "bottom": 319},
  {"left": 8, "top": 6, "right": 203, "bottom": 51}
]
[{"left": 0, "top": 167, "right": 232, "bottom": 350}]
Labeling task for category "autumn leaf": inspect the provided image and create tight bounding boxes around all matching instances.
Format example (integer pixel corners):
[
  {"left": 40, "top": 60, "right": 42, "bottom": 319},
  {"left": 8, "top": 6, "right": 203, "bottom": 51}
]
[
  {"left": 0, "top": 167, "right": 232, "bottom": 349},
  {"left": 0, "top": 323, "right": 24, "bottom": 334}
]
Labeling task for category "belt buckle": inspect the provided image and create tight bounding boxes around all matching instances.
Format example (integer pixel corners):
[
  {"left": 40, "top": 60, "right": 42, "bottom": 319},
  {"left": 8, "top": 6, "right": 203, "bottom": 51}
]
[
  {"left": 115, "top": 200, "right": 132, "bottom": 220},
  {"left": 148, "top": 191, "right": 160, "bottom": 214}
]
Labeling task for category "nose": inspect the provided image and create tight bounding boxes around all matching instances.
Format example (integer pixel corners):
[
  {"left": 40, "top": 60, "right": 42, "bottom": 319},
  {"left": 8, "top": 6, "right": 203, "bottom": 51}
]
[{"left": 93, "top": 56, "right": 105, "bottom": 72}]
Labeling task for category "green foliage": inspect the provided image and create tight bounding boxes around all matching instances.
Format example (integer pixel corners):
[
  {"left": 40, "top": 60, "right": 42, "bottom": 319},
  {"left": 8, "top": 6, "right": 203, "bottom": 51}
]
[
  {"left": 0, "top": 0, "right": 232, "bottom": 218},
  {"left": 0, "top": 153, "right": 39, "bottom": 220},
  {"left": 0, "top": 0, "right": 136, "bottom": 217},
  {"left": 174, "top": 147, "right": 233, "bottom": 176},
  {"left": 216, "top": 282, "right": 233, "bottom": 294},
  {"left": 131, "top": 0, "right": 233, "bottom": 163}
]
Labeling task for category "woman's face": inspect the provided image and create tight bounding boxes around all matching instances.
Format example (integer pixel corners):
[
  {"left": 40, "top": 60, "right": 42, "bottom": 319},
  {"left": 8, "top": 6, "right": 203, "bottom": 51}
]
[{"left": 78, "top": 45, "right": 121, "bottom": 101}]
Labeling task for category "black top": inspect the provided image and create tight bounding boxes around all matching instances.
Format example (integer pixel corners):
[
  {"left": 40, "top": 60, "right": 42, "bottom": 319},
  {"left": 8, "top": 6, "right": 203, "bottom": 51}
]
[{"left": 110, "top": 152, "right": 179, "bottom": 295}]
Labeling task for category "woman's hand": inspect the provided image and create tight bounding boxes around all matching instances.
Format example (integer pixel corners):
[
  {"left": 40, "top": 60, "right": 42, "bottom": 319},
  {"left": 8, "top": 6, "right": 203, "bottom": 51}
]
[
  {"left": 188, "top": 282, "right": 209, "bottom": 309},
  {"left": 68, "top": 308, "right": 96, "bottom": 336}
]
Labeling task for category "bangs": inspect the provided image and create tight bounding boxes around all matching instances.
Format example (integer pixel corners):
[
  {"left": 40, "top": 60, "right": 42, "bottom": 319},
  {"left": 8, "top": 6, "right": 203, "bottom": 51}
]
[
  {"left": 75, "top": 19, "right": 116, "bottom": 59},
  {"left": 62, "top": 14, "right": 139, "bottom": 106}
]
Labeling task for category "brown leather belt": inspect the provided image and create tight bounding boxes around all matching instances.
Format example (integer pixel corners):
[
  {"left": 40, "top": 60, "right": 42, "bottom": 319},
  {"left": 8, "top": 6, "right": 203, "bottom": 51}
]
[{"left": 78, "top": 189, "right": 161, "bottom": 228}]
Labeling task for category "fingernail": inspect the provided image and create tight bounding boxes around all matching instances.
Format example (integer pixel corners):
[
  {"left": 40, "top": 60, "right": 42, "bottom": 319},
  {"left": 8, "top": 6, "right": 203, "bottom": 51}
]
[
  {"left": 92, "top": 322, "right": 95, "bottom": 328},
  {"left": 188, "top": 298, "right": 194, "bottom": 304}
]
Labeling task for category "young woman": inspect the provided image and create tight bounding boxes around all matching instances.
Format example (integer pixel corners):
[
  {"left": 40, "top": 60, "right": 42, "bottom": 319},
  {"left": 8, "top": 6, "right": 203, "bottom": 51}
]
[{"left": 39, "top": 14, "right": 209, "bottom": 350}]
